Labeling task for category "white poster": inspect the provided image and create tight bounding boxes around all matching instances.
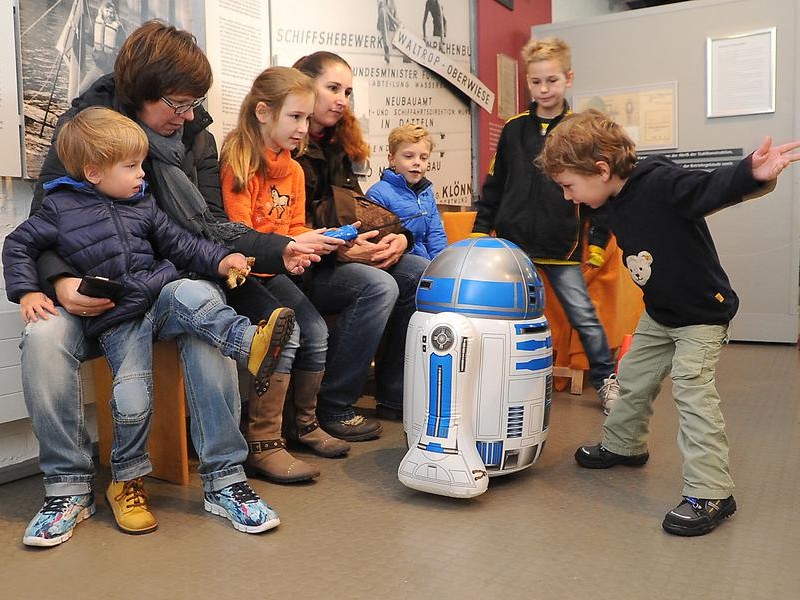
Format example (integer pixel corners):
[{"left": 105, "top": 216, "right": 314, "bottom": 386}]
[
  {"left": 0, "top": 0, "right": 22, "bottom": 177},
  {"left": 271, "top": 0, "right": 473, "bottom": 206},
  {"left": 19, "top": 0, "right": 204, "bottom": 179},
  {"left": 204, "top": 0, "right": 271, "bottom": 147}
]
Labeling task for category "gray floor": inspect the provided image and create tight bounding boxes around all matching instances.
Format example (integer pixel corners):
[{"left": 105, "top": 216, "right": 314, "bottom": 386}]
[{"left": 1, "top": 342, "right": 798, "bottom": 599}]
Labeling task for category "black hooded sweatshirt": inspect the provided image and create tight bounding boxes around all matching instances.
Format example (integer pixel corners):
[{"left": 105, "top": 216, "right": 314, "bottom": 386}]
[{"left": 607, "top": 154, "right": 766, "bottom": 327}]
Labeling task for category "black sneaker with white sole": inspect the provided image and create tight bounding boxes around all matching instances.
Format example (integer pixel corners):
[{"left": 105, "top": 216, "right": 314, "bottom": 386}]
[
  {"left": 574, "top": 443, "right": 650, "bottom": 469},
  {"left": 662, "top": 495, "right": 736, "bottom": 537}
]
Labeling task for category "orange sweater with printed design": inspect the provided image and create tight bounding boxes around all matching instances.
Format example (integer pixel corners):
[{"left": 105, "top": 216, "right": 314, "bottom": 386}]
[{"left": 221, "top": 147, "right": 311, "bottom": 239}]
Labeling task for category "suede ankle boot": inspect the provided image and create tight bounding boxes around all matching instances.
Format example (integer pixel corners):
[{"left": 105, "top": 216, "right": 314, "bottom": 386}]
[
  {"left": 244, "top": 373, "right": 320, "bottom": 483},
  {"left": 284, "top": 370, "right": 350, "bottom": 458}
]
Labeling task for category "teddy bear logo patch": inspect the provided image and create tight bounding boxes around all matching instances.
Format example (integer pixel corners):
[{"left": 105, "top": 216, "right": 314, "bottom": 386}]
[{"left": 626, "top": 251, "right": 653, "bottom": 286}]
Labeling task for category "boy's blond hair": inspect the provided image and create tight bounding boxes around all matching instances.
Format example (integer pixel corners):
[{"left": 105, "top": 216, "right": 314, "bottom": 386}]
[
  {"left": 388, "top": 123, "right": 435, "bottom": 155},
  {"left": 521, "top": 37, "right": 571, "bottom": 72},
  {"left": 538, "top": 109, "right": 637, "bottom": 179},
  {"left": 56, "top": 107, "right": 148, "bottom": 180}
]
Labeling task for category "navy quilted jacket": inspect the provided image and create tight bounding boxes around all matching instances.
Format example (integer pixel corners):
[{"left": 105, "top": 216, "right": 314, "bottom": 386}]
[{"left": 3, "top": 178, "right": 229, "bottom": 337}]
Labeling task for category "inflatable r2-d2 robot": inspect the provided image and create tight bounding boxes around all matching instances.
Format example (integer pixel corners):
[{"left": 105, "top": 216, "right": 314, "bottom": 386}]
[{"left": 399, "top": 237, "right": 553, "bottom": 498}]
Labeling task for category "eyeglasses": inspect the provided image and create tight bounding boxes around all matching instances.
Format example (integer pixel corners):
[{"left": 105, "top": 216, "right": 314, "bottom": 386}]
[{"left": 160, "top": 96, "right": 206, "bottom": 115}]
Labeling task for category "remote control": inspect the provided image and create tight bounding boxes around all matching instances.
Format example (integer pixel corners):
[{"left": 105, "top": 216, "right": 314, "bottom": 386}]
[{"left": 322, "top": 224, "right": 359, "bottom": 241}]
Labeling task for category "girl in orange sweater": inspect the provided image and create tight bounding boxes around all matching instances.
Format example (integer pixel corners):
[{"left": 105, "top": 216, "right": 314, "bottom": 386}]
[{"left": 221, "top": 67, "right": 350, "bottom": 483}]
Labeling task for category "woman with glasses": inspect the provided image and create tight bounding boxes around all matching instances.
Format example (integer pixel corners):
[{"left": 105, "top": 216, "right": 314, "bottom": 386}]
[{"left": 20, "top": 20, "right": 319, "bottom": 547}]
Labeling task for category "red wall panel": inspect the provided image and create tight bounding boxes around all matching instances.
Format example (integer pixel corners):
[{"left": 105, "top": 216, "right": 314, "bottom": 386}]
[{"left": 475, "top": 1, "right": 551, "bottom": 189}]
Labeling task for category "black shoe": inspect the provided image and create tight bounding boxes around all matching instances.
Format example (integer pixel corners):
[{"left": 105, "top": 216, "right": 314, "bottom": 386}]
[
  {"left": 574, "top": 443, "right": 649, "bottom": 469},
  {"left": 320, "top": 415, "right": 383, "bottom": 442},
  {"left": 375, "top": 403, "right": 403, "bottom": 421},
  {"left": 662, "top": 496, "right": 736, "bottom": 537}
]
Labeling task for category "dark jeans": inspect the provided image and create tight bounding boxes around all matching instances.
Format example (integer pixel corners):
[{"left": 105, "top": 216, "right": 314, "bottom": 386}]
[{"left": 307, "top": 254, "right": 429, "bottom": 420}]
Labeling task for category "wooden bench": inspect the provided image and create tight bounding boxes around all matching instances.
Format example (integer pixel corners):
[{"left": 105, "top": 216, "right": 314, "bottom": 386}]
[{"left": 93, "top": 341, "right": 190, "bottom": 485}]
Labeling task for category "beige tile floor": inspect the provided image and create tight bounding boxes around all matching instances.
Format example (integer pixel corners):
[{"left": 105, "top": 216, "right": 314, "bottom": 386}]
[{"left": 0, "top": 341, "right": 798, "bottom": 599}]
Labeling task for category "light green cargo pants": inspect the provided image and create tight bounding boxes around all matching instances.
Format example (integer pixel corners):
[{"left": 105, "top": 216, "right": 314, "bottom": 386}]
[{"left": 602, "top": 312, "right": 734, "bottom": 499}]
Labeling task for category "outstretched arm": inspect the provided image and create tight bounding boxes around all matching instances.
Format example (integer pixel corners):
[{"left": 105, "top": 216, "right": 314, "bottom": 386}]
[{"left": 751, "top": 137, "right": 800, "bottom": 182}]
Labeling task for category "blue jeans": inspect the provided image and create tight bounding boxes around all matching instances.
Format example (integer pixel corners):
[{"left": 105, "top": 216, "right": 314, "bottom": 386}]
[
  {"left": 99, "top": 279, "right": 257, "bottom": 482},
  {"left": 307, "top": 254, "right": 428, "bottom": 419},
  {"left": 20, "top": 282, "right": 249, "bottom": 495},
  {"left": 227, "top": 275, "right": 324, "bottom": 373},
  {"left": 536, "top": 263, "right": 615, "bottom": 389}
]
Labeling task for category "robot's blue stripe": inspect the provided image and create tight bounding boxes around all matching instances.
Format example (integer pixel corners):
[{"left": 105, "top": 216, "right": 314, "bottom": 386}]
[
  {"left": 472, "top": 238, "right": 507, "bottom": 249},
  {"left": 425, "top": 442, "right": 444, "bottom": 453},
  {"left": 515, "top": 338, "right": 550, "bottom": 352},
  {"left": 476, "top": 441, "right": 503, "bottom": 466},
  {"left": 514, "top": 322, "right": 549, "bottom": 334},
  {"left": 515, "top": 356, "right": 553, "bottom": 371},
  {"left": 417, "top": 277, "right": 456, "bottom": 305},
  {"left": 426, "top": 354, "right": 453, "bottom": 438},
  {"left": 457, "top": 280, "right": 516, "bottom": 308}
]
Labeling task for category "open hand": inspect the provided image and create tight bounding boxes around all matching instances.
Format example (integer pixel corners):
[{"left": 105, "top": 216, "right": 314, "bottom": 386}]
[
  {"left": 751, "top": 137, "right": 800, "bottom": 182},
  {"left": 283, "top": 240, "right": 321, "bottom": 275},
  {"left": 20, "top": 292, "right": 58, "bottom": 323}
]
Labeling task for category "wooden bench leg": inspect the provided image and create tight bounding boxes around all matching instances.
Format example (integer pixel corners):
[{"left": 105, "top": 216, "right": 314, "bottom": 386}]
[
  {"left": 94, "top": 340, "right": 190, "bottom": 485},
  {"left": 552, "top": 366, "right": 584, "bottom": 396}
]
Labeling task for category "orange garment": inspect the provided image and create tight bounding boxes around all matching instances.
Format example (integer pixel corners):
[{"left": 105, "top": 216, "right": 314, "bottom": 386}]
[
  {"left": 221, "top": 147, "right": 311, "bottom": 239},
  {"left": 540, "top": 234, "right": 644, "bottom": 390}
]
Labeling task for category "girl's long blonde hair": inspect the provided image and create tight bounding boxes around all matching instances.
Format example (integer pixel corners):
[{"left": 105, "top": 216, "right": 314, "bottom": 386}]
[
  {"left": 221, "top": 66, "right": 316, "bottom": 193},
  {"left": 292, "top": 51, "right": 370, "bottom": 164}
]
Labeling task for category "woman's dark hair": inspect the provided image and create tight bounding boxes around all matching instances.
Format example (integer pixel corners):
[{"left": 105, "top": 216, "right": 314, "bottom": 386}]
[
  {"left": 114, "top": 20, "right": 212, "bottom": 114},
  {"left": 293, "top": 51, "right": 369, "bottom": 163}
]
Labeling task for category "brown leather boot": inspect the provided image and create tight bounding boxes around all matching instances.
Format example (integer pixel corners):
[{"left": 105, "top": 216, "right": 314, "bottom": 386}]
[
  {"left": 284, "top": 370, "right": 350, "bottom": 458},
  {"left": 245, "top": 373, "right": 320, "bottom": 483}
]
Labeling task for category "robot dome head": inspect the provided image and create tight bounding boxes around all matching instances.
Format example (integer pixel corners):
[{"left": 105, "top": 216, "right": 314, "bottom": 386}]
[{"left": 416, "top": 237, "right": 545, "bottom": 319}]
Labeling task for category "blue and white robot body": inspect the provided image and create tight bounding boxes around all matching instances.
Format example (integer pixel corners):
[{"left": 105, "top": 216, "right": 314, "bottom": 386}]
[{"left": 399, "top": 237, "right": 553, "bottom": 499}]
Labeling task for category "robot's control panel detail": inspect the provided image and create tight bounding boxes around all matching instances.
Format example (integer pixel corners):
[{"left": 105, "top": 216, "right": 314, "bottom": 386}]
[{"left": 399, "top": 237, "right": 553, "bottom": 498}]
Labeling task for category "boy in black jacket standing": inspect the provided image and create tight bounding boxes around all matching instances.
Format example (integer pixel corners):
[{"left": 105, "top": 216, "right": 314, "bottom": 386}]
[
  {"left": 472, "top": 38, "right": 618, "bottom": 414},
  {"left": 538, "top": 109, "right": 800, "bottom": 536}
]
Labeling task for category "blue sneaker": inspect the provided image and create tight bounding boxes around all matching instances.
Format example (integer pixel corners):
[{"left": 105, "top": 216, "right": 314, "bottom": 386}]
[
  {"left": 23, "top": 493, "right": 96, "bottom": 547},
  {"left": 203, "top": 482, "right": 279, "bottom": 534}
]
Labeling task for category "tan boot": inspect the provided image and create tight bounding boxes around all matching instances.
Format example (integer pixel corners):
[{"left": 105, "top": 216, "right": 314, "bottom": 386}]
[
  {"left": 286, "top": 370, "right": 350, "bottom": 458},
  {"left": 244, "top": 373, "right": 320, "bottom": 483}
]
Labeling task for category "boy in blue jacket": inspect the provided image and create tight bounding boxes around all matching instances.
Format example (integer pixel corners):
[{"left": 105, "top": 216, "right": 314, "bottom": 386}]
[
  {"left": 3, "top": 107, "right": 292, "bottom": 537},
  {"left": 366, "top": 123, "right": 447, "bottom": 260},
  {"left": 538, "top": 109, "right": 800, "bottom": 537}
]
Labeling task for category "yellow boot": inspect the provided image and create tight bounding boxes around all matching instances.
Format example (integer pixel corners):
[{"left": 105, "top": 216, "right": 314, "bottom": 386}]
[
  {"left": 248, "top": 308, "right": 295, "bottom": 395},
  {"left": 106, "top": 478, "right": 158, "bottom": 535}
]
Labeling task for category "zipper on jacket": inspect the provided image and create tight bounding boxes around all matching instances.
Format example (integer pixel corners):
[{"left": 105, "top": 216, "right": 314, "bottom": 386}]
[{"left": 107, "top": 200, "right": 133, "bottom": 276}]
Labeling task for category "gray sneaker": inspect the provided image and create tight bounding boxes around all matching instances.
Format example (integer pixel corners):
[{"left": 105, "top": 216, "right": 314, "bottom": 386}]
[{"left": 598, "top": 374, "right": 620, "bottom": 414}]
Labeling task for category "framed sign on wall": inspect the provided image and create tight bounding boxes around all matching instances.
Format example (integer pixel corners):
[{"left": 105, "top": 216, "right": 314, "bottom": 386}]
[{"left": 706, "top": 27, "right": 775, "bottom": 118}]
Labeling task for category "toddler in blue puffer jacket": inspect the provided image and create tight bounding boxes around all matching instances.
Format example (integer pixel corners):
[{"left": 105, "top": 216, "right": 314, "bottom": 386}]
[
  {"left": 366, "top": 123, "right": 447, "bottom": 260},
  {"left": 2, "top": 107, "right": 292, "bottom": 536}
]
